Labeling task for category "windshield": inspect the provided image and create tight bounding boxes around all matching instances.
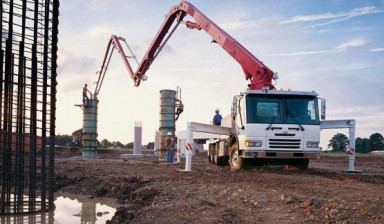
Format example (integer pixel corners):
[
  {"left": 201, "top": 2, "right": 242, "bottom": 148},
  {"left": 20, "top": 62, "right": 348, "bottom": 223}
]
[
  {"left": 246, "top": 96, "right": 283, "bottom": 124},
  {"left": 285, "top": 96, "right": 319, "bottom": 125},
  {"left": 246, "top": 94, "right": 320, "bottom": 125}
]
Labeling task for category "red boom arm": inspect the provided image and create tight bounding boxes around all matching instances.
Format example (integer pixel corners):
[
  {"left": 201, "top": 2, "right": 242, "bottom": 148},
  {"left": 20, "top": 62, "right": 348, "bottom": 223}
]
[
  {"left": 133, "top": 0, "right": 276, "bottom": 90},
  {"left": 95, "top": 1, "right": 276, "bottom": 93},
  {"left": 94, "top": 35, "right": 137, "bottom": 96}
]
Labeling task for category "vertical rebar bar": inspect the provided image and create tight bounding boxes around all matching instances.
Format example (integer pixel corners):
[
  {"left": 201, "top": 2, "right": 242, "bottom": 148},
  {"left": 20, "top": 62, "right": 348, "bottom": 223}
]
[
  {"left": 14, "top": 0, "right": 27, "bottom": 213},
  {"left": 49, "top": 0, "right": 60, "bottom": 209}
]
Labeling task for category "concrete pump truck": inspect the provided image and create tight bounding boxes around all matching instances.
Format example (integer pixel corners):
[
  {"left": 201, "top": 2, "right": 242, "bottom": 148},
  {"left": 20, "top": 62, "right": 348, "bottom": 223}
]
[{"left": 104, "top": 1, "right": 323, "bottom": 170}]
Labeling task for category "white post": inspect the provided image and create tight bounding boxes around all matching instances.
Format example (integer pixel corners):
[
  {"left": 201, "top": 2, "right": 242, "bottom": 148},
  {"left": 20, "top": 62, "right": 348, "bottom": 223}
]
[
  {"left": 185, "top": 122, "right": 193, "bottom": 171},
  {"left": 154, "top": 131, "right": 160, "bottom": 156},
  {"left": 348, "top": 125, "right": 356, "bottom": 171},
  {"left": 134, "top": 121, "right": 142, "bottom": 155}
]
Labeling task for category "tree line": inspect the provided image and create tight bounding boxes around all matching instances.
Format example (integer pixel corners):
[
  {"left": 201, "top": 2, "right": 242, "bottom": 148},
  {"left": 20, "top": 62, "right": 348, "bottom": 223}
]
[
  {"left": 55, "top": 128, "right": 154, "bottom": 149},
  {"left": 57, "top": 128, "right": 383, "bottom": 153},
  {"left": 327, "top": 132, "right": 384, "bottom": 153}
]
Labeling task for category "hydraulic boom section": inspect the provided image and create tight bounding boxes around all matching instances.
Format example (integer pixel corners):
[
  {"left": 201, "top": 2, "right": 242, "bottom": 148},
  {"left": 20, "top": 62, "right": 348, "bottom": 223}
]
[
  {"left": 133, "top": 0, "right": 277, "bottom": 90},
  {"left": 93, "top": 35, "right": 143, "bottom": 96}
]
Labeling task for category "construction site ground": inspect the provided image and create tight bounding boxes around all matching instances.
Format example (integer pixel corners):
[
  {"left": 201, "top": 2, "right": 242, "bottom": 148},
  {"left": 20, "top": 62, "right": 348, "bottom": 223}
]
[{"left": 55, "top": 151, "right": 384, "bottom": 224}]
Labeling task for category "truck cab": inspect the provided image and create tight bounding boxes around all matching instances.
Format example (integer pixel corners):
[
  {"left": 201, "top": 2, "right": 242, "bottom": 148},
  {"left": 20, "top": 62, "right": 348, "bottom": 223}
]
[{"left": 226, "top": 89, "right": 321, "bottom": 170}]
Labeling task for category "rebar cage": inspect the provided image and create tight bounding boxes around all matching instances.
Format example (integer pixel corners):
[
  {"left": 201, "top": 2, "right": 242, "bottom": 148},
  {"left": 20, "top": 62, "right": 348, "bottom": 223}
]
[{"left": 0, "top": 0, "right": 59, "bottom": 215}]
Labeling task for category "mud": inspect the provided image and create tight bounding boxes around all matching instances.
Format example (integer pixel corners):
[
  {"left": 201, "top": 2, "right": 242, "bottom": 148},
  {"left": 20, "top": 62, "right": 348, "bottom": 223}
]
[{"left": 55, "top": 153, "right": 384, "bottom": 223}]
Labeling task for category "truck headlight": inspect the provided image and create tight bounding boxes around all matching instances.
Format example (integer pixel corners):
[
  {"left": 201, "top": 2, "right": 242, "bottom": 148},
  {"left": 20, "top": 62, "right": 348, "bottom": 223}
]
[
  {"left": 307, "top": 141, "right": 319, "bottom": 148},
  {"left": 245, "top": 140, "right": 262, "bottom": 147}
]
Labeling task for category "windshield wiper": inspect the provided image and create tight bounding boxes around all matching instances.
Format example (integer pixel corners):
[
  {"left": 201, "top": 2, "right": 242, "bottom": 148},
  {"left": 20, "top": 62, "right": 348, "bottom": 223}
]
[
  {"left": 286, "top": 110, "right": 305, "bottom": 131},
  {"left": 266, "top": 112, "right": 280, "bottom": 130}
]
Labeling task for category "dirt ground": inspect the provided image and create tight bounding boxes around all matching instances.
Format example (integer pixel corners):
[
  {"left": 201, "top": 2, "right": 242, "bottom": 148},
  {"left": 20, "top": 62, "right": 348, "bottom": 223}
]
[{"left": 54, "top": 151, "right": 384, "bottom": 224}]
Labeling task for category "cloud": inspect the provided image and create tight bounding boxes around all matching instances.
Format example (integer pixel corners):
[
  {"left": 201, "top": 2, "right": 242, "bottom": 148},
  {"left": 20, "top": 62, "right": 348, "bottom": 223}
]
[
  {"left": 369, "top": 48, "right": 384, "bottom": 52},
  {"left": 267, "top": 37, "right": 367, "bottom": 56},
  {"left": 281, "top": 6, "right": 383, "bottom": 25},
  {"left": 220, "top": 19, "right": 264, "bottom": 30},
  {"left": 85, "top": 26, "right": 114, "bottom": 39},
  {"left": 90, "top": 0, "right": 114, "bottom": 10},
  {"left": 326, "top": 106, "right": 384, "bottom": 135},
  {"left": 219, "top": 16, "right": 280, "bottom": 30},
  {"left": 282, "top": 12, "right": 339, "bottom": 24},
  {"left": 335, "top": 37, "right": 367, "bottom": 52},
  {"left": 314, "top": 26, "right": 384, "bottom": 34},
  {"left": 329, "top": 105, "right": 384, "bottom": 117},
  {"left": 58, "top": 48, "right": 98, "bottom": 74},
  {"left": 266, "top": 50, "right": 331, "bottom": 56}
]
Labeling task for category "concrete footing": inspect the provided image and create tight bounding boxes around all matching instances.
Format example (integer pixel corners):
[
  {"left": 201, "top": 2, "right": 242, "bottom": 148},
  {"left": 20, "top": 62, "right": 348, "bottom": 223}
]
[{"left": 120, "top": 154, "right": 155, "bottom": 159}]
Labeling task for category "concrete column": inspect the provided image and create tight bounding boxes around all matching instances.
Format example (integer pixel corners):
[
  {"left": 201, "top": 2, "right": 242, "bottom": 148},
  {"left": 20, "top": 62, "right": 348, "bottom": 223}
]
[
  {"left": 159, "top": 90, "right": 176, "bottom": 161},
  {"left": 154, "top": 131, "right": 160, "bottom": 156},
  {"left": 82, "top": 99, "right": 98, "bottom": 159},
  {"left": 134, "top": 121, "right": 142, "bottom": 155}
]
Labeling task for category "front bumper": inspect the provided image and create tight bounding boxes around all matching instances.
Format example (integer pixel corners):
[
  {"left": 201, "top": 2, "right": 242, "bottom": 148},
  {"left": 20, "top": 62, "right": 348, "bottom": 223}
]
[{"left": 241, "top": 150, "right": 320, "bottom": 159}]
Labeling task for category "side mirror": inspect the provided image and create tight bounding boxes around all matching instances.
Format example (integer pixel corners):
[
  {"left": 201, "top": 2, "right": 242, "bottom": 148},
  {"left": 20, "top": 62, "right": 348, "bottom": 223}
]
[
  {"left": 231, "top": 96, "right": 237, "bottom": 119},
  {"left": 320, "top": 99, "right": 326, "bottom": 120}
]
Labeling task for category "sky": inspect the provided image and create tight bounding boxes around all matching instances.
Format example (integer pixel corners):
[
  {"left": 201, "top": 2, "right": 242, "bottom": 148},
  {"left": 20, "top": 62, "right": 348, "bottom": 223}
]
[{"left": 56, "top": 0, "right": 384, "bottom": 149}]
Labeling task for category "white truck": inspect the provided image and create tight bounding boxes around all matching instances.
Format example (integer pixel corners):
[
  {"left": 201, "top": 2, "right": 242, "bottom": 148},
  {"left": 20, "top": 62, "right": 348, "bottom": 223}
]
[{"left": 209, "top": 90, "right": 323, "bottom": 170}]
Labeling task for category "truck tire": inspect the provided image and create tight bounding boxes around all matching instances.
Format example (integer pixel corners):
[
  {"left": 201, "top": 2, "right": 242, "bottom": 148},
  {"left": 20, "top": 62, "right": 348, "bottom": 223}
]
[
  {"left": 229, "top": 143, "right": 243, "bottom": 170},
  {"left": 213, "top": 153, "right": 218, "bottom": 165},
  {"left": 217, "top": 156, "right": 228, "bottom": 166},
  {"left": 208, "top": 147, "right": 214, "bottom": 163},
  {"left": 296, "top": 159, "right": 309, "bottom": 170},
  {"left": 208, "top": 148, "right": 212, "bottom": 163}
]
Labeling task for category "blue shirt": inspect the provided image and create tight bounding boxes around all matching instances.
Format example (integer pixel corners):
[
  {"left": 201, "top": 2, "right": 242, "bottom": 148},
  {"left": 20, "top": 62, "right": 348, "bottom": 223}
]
[{"left": 213, "top": 114, "right": 222, "bottom": 126}]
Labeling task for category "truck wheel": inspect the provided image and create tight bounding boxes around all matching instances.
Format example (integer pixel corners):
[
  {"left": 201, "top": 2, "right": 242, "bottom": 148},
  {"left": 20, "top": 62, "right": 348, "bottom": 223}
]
[
  {"left": 212, "top": 148, "right": 217, "bottom": 164},
  {"left": 210, "top": 153, "right": 214, "bottom": 164},
  {"left": 208, "top": 148, "right": 212, "bottom": 163},
  {"left": 216, "top": 157, "right": 222, "bottom": 166},
  {"left": 213, "top": 154, "right": 218, "bottom": 165},
  {"left": 296, "top": 159, "right": 309, "bottom": 170},
  {"left": 217, "top": 156, "right": 228, "bottom": 166},
  {"left": 229, "top": 143, "right": 243, "bottom": 170}
]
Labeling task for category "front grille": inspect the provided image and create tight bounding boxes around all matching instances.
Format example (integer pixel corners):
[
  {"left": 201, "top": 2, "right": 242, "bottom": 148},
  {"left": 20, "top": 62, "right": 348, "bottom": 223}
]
[
  {"left": 269, "top": 139, "right": 301, "bottom": 149},
  {"left": 275, "top": 133, "right": 296, "bottom": 137}
]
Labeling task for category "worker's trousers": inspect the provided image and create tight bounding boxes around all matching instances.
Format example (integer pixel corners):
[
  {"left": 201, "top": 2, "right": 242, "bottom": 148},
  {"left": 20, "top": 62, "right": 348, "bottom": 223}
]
[{"left": 166, "top": 148, "right": 174, "bottom": 163}]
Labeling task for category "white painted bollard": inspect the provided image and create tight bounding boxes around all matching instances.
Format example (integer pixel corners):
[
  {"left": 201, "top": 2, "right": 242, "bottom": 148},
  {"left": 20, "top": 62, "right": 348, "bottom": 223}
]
[
  {"left": 154, "top": 131, "right": 160, "bottom": 156},
  {"left": 185, "top": 143, "right": 193, "bottom": 171},
  {"left": 185, "top": 123, "right": 193, "bottom": 171},
  {"left": 347, "top": 125, "right": 358, "bottom": 171}
]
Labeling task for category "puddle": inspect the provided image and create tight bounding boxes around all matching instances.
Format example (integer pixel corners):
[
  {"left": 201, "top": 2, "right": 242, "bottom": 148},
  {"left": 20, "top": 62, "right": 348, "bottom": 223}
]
[{"left": 0, "top": 193, "right": 117, "bottom": 224}]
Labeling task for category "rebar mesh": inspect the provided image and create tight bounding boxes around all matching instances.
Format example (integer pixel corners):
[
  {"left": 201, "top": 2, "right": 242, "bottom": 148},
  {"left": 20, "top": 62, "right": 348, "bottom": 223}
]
[{"left": 0, "top": 0, "right": 59, "bottom": 215}]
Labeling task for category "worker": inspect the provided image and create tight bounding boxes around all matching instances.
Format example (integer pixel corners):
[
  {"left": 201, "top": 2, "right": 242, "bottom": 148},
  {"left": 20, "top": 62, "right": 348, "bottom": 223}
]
[
  {"left": 82, "top": 84, "right": 91, "bottom": 104},
  {"left": 165, "top": 132, "right": 175, "bottom": 163},
  {"left": 212, "top": 109, "right": 222, "bottom": 126},
  {"left": 175, "top": 99, "right": 184, "bottom": 121}
]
